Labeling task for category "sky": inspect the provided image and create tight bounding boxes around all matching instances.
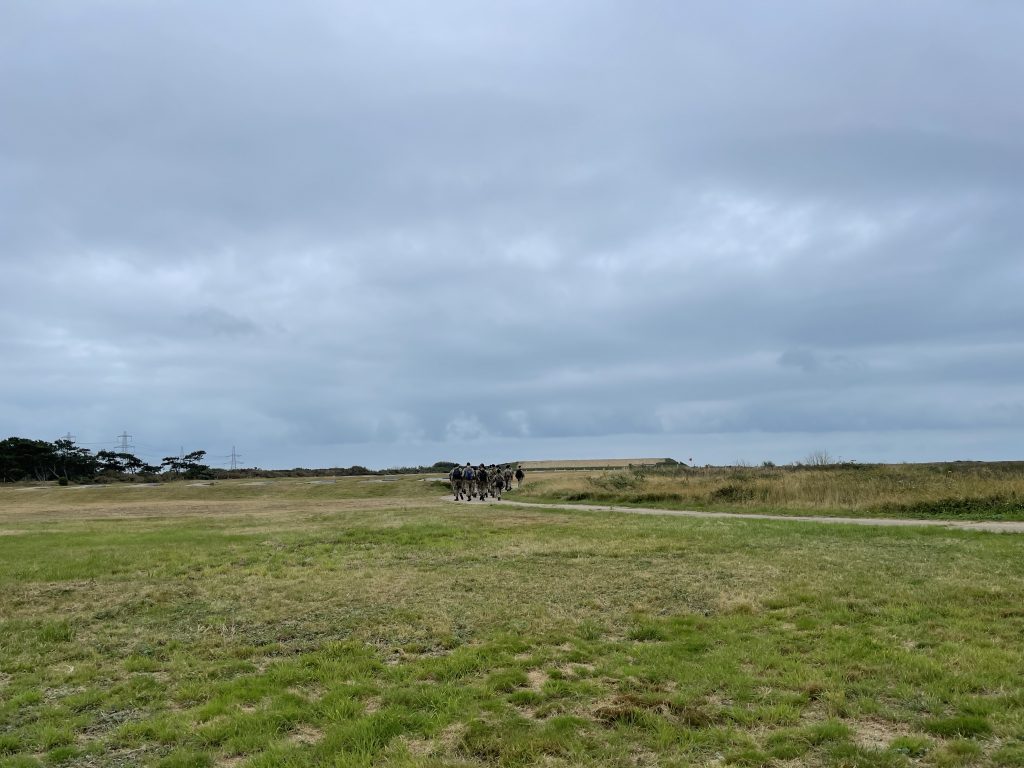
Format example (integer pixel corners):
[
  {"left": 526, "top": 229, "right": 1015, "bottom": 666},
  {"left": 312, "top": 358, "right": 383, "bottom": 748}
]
[{"left": 2, "top": 1, "right": 1023, "bottom": 470}]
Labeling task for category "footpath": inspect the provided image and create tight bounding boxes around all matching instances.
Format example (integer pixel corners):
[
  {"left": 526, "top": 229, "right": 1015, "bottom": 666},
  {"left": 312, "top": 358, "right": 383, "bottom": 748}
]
[{"left": 476, "top": 499, "right": 1024, "bottom": 533}]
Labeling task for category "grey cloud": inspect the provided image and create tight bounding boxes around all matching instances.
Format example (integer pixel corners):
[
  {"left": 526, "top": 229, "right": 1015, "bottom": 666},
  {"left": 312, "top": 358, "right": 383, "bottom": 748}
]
[
  {"left": 182, "top": 308, "right": 262, "bottom": 338},
  {"left": 779, "top": 349, "right": 822, "bottom": 374},
  {"left": 3, "top": 1, "right": 1023, "bottom": 467}
]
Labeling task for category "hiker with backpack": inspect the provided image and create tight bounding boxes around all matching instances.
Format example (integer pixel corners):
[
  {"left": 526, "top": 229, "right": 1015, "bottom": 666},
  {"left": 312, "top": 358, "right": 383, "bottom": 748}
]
[
  {"left": 446, "top": 461, "right": 520, "bottom": 501},
  {"left": 492, "top": 465, "right": 505, "bottom": 500},
  {"left": 449, "top": 464, "right": 465, "bottom": 500},
  {"left": 475, "top": 464, "right": 489, "bottom": 500}
]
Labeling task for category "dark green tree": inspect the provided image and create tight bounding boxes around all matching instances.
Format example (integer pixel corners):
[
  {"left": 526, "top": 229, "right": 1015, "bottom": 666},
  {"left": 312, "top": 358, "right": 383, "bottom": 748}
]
[
  {"left": 53, "top": 439, "right": 98, "bottom": 481},
  {"left": 120, "top": 453, "right": 144, "bottom": 474},
  {"left": 181, "top": 450, "right": 210, "bottom": 479},
  {"left": 96, "top": 450, "right": 126, "bottom": 474},
  {"left": 0, "top": 437, "right": 58, "bottom": 482},
  {"left": 161, "top": 450, "right": 210, "bottom": 479},
  {"left": 161, "top": 455, "right": 183, "bottom": 476},
  {"left": 96, "top": 450, "right": 147, "bottom": 478}
]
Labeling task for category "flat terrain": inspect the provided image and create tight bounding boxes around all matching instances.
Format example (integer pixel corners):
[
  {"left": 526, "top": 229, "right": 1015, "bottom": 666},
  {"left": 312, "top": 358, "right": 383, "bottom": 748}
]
[{"left": 2, "top": 477, "right": 1024, "bottom": 767}]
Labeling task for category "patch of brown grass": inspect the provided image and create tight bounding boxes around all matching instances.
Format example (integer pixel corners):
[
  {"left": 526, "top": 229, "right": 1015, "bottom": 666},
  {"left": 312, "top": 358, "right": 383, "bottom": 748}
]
[
  {"left": 852, "top": 718, "right": 913, "bottom": 749},
  {"left": 287, "top": 724, "right": 323, "bottom": 746},
  {"left": 526, "top": 669, "right": 548, "bottom": 691}
]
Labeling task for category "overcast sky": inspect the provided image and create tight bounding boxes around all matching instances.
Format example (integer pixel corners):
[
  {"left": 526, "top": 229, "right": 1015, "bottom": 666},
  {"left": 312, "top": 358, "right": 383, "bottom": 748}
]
[{"left": 3, "top": 1, "right": 1023, "bottom": 469}]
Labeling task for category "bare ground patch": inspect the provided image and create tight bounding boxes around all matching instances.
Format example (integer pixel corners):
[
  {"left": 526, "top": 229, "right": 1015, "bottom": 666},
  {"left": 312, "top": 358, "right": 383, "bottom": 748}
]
[
  {"left": 527, "top": 669, "right": 549, "bottom": 692},
  {"left": 437, "top": 723, "right": 466, "bottom": 752},
  {"left": 287, "top": 684, "right": 326, "bottom": 701},
  {"left": 853, "top": 718, "right": 914, "bottom": 749},
  {"left": 402, "top": 736, "right": 434, "bottom": 757},
  {"left": 287, "top": 724, "right": 323, "bottom": 746},
  {"left": 556, "top": 662, "right": 595, "bottom": 678},
  {"left": 401, "top": 724, "right": 466, "bottom": 760}
]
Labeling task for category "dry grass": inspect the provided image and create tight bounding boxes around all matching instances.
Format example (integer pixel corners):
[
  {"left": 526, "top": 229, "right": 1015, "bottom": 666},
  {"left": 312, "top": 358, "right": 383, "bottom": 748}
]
[
  {"left": 518, "top": 458, "right": 668, "bottom": 470},
  {"left": 509, "top": 462, "right": 1024, "bottom": 519}
]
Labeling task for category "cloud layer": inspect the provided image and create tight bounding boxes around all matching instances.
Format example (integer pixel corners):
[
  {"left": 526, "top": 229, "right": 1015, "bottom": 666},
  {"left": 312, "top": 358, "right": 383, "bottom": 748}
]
[{"left": 3, "top": 1, "right": 1023, "bottom": 467}]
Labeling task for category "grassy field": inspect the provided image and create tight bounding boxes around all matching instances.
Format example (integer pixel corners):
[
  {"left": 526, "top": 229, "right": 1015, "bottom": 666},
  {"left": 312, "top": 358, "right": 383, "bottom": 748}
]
[
  {"left": 2, "top": 476, "right": 1024, "bottom": 767},
  {"left": 510, "top": 463, "right": 1024, "bottom": 521}
]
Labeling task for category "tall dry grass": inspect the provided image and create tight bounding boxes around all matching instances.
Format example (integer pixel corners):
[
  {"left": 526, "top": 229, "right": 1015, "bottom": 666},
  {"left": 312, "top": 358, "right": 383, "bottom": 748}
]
[
  {"left": 518, "top": 458, "right": 666, "bottom": 470},
  {"left": 511, "top": 462, "right": 1024, "bottom": 519}
]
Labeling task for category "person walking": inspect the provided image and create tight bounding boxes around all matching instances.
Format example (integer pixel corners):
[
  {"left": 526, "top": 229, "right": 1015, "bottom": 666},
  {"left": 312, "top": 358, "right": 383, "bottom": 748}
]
[{"left": 449, "top": 464, "right": 464, "bottom": 500}]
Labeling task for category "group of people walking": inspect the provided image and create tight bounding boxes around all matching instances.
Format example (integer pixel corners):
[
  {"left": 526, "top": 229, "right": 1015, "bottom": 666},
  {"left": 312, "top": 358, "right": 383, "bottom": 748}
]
[{"left": 448, "top": 463, "right": 525, "bottom": 501}]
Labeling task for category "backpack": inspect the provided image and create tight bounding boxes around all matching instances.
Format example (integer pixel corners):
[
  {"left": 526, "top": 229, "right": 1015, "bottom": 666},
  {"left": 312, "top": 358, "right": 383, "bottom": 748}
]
[
  {"left": 464, "top": 467, "right": 474, "bottom": 480},
  {"left": 451, "top": 466, "right": 463, "bottom": 480}
]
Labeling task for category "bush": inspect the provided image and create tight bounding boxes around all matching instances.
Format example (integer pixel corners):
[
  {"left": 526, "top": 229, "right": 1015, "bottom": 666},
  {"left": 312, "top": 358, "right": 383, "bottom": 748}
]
[
  {"left": 805, "top": 450, "right": 836, "bottom": 466},
  {"left": 711, "top": 484, "right": 754, "bottom": 502},
  {"left": 588, "top": 472, "right": 643, "bottom": 492}
]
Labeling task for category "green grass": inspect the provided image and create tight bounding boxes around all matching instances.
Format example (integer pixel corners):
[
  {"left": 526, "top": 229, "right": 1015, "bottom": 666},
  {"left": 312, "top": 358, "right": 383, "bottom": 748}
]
[{"left": 1, "top": 476, "right": 1023, "bottom": 766}]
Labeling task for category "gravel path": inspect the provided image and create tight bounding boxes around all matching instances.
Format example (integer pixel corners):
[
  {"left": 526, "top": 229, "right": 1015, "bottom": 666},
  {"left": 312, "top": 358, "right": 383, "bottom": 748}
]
[{"left": 483, "top": 499, "right": 1024, "bottom": 533}]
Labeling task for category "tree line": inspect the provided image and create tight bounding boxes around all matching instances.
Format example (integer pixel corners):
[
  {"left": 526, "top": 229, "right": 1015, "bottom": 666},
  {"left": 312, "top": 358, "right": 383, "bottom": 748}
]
[
  {"left": 0, "top": 436, "right": 463, "bottom": 484},
  {"left": 0, "top": 436, "right": 210, "bottom": 483}
]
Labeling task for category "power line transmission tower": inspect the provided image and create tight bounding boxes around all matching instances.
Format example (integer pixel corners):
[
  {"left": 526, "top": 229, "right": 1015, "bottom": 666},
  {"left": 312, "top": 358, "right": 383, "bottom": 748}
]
[
  {"left": 229, "top": 446, "right": 242, "bottom": 470},
  {"left": 60, "top": 432, "right": 76, "bottom": 443},
  {"left": 116, "top": 431, "right": 134, "bottom": 453}
]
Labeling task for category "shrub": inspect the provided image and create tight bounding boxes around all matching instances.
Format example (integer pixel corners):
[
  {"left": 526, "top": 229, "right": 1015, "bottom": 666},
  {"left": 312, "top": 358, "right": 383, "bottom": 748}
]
[
  {"left": 805, "top": 450, "right": 836, "bottom": 466},
  {"left": 711, "top": 484, "right": 754, "bottom": 503},
  {"left": 588, "top": 472, "right": 643, "bottom": 492}
]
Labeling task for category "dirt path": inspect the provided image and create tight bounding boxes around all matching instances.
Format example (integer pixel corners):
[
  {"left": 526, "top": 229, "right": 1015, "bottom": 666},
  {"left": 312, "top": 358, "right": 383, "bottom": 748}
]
[{"left": 478, "top": 499, "right": 1024, "bottom": 533}]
